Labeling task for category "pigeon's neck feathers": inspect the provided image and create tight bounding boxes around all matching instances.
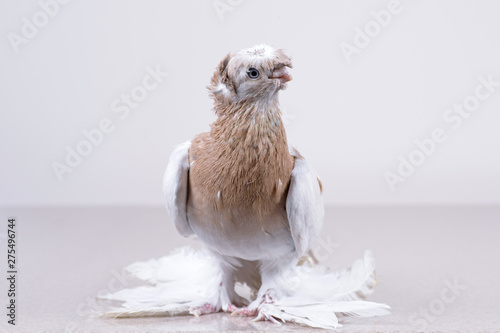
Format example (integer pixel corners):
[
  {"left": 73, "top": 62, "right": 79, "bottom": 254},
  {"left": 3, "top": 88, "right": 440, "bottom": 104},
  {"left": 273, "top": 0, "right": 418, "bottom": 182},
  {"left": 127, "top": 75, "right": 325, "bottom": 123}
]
[
  {"left": 189, "top": 98, "right": 294, "bottom": 216},
  {"left": 210, "top": 97, "right": 286, "bottom": 155},
  {"left": 213, "top": 93, "right": 280, "bottom": 123}
]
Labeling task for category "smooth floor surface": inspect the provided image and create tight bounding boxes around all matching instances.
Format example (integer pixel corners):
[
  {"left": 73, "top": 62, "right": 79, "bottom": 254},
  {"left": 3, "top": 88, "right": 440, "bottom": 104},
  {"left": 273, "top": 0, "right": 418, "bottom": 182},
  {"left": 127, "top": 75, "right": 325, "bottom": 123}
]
[{"left": 0, "top": 205, "right": 499, "bottom": 332}]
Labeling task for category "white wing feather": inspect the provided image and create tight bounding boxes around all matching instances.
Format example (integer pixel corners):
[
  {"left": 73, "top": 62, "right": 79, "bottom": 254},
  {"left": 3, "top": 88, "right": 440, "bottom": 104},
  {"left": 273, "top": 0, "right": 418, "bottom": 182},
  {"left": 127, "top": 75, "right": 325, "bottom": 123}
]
[
  {"left": 286, "top": 148, "right": 324, "bottom": 257},
  {"left": 162, "top": 141, "right": 194, "bottom": 237}
]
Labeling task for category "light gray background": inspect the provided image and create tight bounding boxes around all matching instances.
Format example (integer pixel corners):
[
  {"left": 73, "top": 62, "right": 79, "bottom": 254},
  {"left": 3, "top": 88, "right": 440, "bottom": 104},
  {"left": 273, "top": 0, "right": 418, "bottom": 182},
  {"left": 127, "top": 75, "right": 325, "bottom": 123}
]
[
  {"left": 1, "top": 0, "right": 499, "bottom": 207},
  {"left": 1, "top": 1, "right": 500, "bottom": 332}
]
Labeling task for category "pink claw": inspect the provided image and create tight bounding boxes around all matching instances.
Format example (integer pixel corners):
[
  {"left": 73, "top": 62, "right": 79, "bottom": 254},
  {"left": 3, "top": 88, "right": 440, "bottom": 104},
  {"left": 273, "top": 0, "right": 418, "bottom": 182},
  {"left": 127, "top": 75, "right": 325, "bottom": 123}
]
[
  {"left": 231, "top": 289, "right": 278, "bottom": 319},
  {"left": 190, "top": 303, "right": 218, "bottom": 317},
  {"left": 226, "top": 304, "right": 243, "bottom": 313},
  {"left": 230, "top": 307, "right": 258, "bottom": 317}
]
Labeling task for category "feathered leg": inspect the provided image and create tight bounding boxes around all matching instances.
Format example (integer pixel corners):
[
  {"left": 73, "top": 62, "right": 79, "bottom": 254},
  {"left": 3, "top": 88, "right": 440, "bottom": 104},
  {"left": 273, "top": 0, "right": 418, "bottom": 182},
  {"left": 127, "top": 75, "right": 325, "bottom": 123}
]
[
  {"left": 234, "top": 251, "right": 390, "bottom": 329},
  {"left": 99, "top": 247, "right": 244, "bottom": 318},
  {"left": 231, "top": 253, "right": 297, "bottom": 318},
  {"left": 209, "top": 252, "right": 250, "bottom": 312}
]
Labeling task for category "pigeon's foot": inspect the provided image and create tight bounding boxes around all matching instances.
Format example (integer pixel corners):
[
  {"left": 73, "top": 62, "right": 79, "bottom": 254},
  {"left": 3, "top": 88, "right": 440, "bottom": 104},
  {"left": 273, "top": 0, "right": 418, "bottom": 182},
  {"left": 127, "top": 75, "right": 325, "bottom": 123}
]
[
  {"left": 190, "top": 303, "right": 218, "bottom": 317},
  {"left": 225, "top": 304, "right": 244, "bottom": 313},
  {"left": 258, "top": 288, "right": 276, "bottom": 305},
  {"left": 230, "top": 288, "right": 276, "bottom": 318},
  {"left": 252, "top": 289, "right": 281, "bottom": 323},
  {"left": 230, "top": 306, "right": 258, "bottom": 317}
]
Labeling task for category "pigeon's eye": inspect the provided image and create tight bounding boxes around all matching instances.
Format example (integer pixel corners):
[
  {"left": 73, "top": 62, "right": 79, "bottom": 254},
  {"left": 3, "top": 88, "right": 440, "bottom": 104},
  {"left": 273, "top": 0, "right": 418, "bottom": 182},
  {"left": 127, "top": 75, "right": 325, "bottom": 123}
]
[{"left": 247, "top": 68, "right": 260, "bottom": 79}]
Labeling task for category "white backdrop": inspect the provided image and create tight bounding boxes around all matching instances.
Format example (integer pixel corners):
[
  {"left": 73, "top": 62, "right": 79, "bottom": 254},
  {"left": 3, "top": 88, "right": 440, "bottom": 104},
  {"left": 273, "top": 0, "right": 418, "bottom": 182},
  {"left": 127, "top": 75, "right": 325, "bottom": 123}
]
[{"left": 1, "top": 0, "right": 499, "bottom": 207}]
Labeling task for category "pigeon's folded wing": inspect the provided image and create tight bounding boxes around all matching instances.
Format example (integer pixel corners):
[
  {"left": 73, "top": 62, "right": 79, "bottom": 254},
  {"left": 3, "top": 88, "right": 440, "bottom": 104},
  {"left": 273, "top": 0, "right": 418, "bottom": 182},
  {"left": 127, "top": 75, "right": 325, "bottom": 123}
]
[
  {"left": 286, "top": 147, "right": 324, "bottom": 257},
  {"left": 163, "top": 141, "right": 194, "bottom": 237}
]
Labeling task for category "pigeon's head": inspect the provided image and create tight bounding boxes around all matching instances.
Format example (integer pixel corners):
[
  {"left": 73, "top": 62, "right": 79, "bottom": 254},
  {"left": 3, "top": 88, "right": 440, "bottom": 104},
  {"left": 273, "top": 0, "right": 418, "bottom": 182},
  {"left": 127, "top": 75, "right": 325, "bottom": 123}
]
[{"left": 209, "top": 44, "right": 293, "bottom": 106}]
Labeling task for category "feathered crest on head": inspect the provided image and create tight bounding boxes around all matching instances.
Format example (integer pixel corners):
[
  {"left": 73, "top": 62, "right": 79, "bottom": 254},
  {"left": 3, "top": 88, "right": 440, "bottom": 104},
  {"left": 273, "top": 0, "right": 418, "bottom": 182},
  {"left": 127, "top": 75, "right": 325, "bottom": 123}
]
[{"left": 208, "top": 52, "right": 235, "bottom": 106}]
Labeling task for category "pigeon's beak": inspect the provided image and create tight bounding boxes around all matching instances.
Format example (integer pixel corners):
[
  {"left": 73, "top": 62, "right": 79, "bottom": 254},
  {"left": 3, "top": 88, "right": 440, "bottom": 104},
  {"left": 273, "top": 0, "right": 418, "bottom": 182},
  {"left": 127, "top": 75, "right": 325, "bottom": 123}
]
[{"left": 270, "top": 66, "right": 292, "bottom": 84}]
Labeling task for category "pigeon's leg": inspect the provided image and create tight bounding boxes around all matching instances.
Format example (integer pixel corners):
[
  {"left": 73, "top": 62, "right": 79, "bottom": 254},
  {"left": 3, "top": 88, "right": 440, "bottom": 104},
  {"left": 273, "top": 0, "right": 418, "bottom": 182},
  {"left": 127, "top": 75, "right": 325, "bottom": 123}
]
[
  {"left": 188, "top": 263, "right": 237, "bottom": 316},
  {"left": 230, "top": 288, "right": 277, "bottom": 316},
  {"left": 187, "top": 252, "right": 248, "bottom": 317},
  {"left": 231, "top": 254, "right": 298, "bottom": 318},
  {"left": 258, "top": 253, "right": 298, "bottom": 298},
  {"left": 209, "top": 252, "right": 249, "bottom": 312},
  {"left": 253, "top": 254, "right": 299, "bottom": 321}
]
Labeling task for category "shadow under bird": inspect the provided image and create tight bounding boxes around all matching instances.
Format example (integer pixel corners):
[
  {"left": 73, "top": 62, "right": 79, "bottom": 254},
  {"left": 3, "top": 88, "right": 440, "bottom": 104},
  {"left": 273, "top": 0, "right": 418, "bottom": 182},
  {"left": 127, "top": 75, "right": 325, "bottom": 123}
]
[{"left": 101, "top": 44, "right": 390, "bottom": 329}]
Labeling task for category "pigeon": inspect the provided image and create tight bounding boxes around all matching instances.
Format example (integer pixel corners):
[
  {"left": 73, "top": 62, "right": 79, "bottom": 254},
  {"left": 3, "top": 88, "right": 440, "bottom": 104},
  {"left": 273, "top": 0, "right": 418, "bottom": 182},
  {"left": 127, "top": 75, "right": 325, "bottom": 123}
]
[{"left": 100, "top": 44, "right": 390, "bottom": 329}]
